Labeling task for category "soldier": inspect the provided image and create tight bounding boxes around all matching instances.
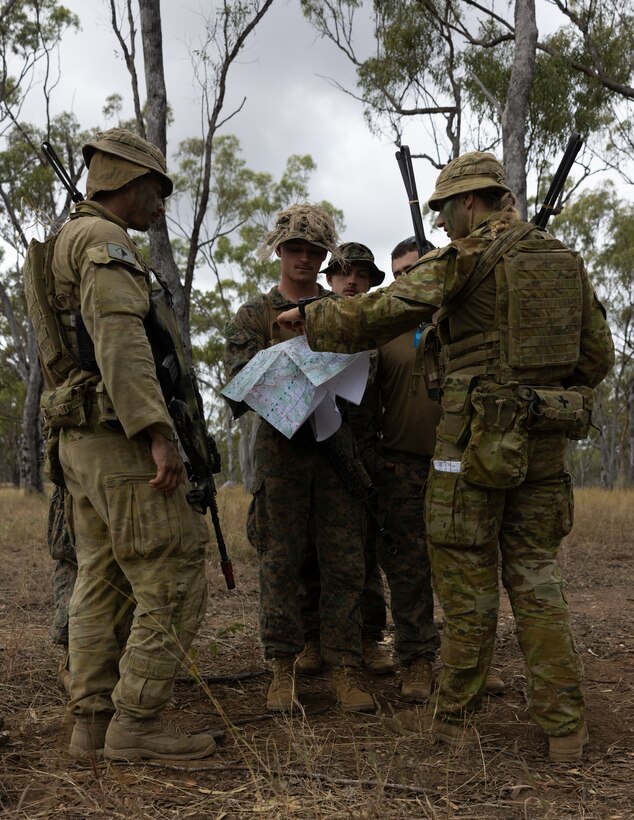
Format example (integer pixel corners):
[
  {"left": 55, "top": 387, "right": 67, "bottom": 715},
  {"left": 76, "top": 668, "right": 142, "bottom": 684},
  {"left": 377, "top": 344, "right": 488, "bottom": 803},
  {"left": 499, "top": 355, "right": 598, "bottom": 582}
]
[
  {"left": 29, "top": 129, "right": 215, "bottom": 761},
  {"left": 224, "top": 207, "right": 375, "bottom": 713},
  {"left": 296, "top": 242, "right": 394, "bottom": 676},
  {"left": 277, "top": 153, "right": 614, "bottom": 762}
]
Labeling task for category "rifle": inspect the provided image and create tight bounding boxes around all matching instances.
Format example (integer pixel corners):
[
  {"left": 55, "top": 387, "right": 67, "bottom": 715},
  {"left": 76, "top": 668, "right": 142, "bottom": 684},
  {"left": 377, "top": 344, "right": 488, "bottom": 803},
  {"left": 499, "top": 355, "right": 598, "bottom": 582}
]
[
  {"left": 532, "top": 133, "right": 584, "bottom": 229},
  {"left": 145, "top": 285, "right": 235, "bottom": 590},
  {"left": 41, "top": 141, "right": 235, "bottom": 589},
  {"left": 395, "top": 145, "right": 435, "bottom": 258},
  {"left": 319, "top": 431, "right": 397, "bottom": 555}
]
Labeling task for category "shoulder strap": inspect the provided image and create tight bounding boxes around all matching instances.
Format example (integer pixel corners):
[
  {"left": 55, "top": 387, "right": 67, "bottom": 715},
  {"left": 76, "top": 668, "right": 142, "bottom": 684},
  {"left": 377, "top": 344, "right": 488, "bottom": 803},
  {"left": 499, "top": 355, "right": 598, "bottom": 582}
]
[{"left": 435, "top": 222, "right": 535, "bottom": 325}]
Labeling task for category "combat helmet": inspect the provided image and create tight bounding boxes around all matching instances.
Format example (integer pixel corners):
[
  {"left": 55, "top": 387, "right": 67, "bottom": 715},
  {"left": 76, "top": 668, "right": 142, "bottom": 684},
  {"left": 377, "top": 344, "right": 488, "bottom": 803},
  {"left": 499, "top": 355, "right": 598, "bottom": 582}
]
[
  {"left": 82, "top": 128, "right": 173, "bottom": 199},
  {"left": 258, "top": 203, "right": 342, "bottom": 263},
  {"left": 428, "top": 151, "right": 511, "bottom": 211},
  {"left": 322, "top": 242, "right": 385, "bottom": 287}
]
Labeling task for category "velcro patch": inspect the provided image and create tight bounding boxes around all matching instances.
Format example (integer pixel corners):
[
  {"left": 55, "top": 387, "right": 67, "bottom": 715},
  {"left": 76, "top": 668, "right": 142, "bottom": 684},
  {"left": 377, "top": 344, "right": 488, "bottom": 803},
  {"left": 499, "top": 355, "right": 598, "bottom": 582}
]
[{"left": 86, "top": 242, "right": 144, "bottom": 272}]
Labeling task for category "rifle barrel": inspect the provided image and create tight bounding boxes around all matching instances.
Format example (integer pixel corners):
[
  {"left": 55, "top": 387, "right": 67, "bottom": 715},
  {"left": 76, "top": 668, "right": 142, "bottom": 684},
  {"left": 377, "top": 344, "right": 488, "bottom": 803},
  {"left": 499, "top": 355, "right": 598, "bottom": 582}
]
[
  {"left": 533, "top": 134, "right": 584, "bottom": 229},
  {"left": 41, "top": 141, "right": 84, "bottom": 203}
]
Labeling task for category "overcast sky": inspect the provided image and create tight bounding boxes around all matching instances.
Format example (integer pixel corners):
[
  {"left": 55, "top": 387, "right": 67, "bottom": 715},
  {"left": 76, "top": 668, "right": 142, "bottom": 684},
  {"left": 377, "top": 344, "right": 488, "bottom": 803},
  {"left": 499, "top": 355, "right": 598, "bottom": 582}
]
[
  {"left": 31, "top": 0, "right": 616, "bottom": 288},
  {"left": 42, "top": 0, "right": 449, "bottom": 285}
]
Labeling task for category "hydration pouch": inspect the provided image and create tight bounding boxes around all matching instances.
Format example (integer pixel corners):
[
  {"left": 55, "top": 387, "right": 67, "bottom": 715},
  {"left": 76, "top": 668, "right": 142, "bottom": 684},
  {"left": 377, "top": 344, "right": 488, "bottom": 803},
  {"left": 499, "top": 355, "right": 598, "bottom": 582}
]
[
  {"left": 41, "top": 383, "right": 93, "bottom": 431},
  {"left": 462, "top": 383, "right": 529, "bottom": 489},
  {"left": 519, "top": 384, "right": 593, "bottom": 440},
  {"left": 436, "top": 373, "right": 475, "bottom": 446}
]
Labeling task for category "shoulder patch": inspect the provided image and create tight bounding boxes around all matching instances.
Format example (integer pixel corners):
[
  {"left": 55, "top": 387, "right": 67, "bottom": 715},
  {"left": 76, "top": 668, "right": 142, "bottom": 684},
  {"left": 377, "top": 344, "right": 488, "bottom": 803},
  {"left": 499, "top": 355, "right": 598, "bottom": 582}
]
[{"left": 85, "top": 242, "right": 144, "bottom": 272}]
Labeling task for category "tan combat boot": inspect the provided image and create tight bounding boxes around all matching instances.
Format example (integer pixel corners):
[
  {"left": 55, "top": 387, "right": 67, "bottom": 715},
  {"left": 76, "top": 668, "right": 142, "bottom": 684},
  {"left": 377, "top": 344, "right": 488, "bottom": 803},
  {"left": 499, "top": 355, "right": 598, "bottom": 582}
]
[
  {"left": 362, "top": 639, "right": 395, "bottom": 675},
  {"left": 401, "top": 657, "right": 433, "bottom": 701},
  {"left": 69, "top": 714, "right": 113, "bottom": 759},
  {"left": 296, "top": 638, "right": 322, "bottom": 675},
  {"left": 484, "top": 669, "right": 505, "bottom": 694},
  {"left": 329, "top": 666, "right": 375, "bottom": 712},
  {"left": 548, "top": 724, "right": 589, "bottom": 763},
  {"left": 391, "top": 708, "right": 477, "bottom": 745},
  {"left": 266, "top": 657, "right": 298, "bottom": 711},
  {"left": 103, "top": 712, "right": 217, "bottom": 761}
]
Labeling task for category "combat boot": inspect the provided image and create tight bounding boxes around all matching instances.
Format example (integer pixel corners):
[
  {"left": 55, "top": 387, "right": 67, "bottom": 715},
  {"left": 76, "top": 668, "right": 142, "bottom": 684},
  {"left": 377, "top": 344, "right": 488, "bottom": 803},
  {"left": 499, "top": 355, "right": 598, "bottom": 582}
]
[
  {"left": 329, "top": 666, "right": 375, "bottom": 712},
  {"left": 392, "top": 708, "right": 477, "bottom": 745},
  {"left": 296, "top": 638, "right": 322, "bottom": 675},
  {"left": 484, "top": 669, "right": 505, "bottom": 694},
  {"left": 362, "top": 639, "right": 395, "bottom": 675},
  {"left": 548, "top": 724, "right": 589, "bottom": 763},
  {"left": 103, "top": 712, "right": 217, "bottom": 761},
  {"left": 401, "top": 657, "right": 433, "bottom": 701},
  {"left": 266, "top": 657, "right": 298, "bottom": 711},
  {"left": 69, "top": 714, "right": 112, "bottom": 759}
]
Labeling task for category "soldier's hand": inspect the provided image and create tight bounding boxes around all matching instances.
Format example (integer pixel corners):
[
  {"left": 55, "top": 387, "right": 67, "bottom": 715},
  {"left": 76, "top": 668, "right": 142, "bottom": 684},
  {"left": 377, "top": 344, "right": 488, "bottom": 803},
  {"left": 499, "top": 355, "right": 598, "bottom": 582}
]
[
  {"left": 147, "top": 427, "right": 184, "bottom": 496},
  {"left": 277, "top": 307, "right": 305, "bottom": 334}
]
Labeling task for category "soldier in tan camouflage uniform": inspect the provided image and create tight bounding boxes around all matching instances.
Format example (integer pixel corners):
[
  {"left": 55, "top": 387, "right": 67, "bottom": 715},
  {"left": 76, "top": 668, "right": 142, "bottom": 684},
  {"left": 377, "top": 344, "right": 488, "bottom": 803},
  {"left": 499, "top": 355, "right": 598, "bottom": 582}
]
[
  {"left": 224, "top": 208, "right": 375, "bottom": 713},
  {"left": 277, "top": 153, "right": 614, "bottom": 762},
  {"left": 32, "top": 129, "right": 216, "bottom": 762}
]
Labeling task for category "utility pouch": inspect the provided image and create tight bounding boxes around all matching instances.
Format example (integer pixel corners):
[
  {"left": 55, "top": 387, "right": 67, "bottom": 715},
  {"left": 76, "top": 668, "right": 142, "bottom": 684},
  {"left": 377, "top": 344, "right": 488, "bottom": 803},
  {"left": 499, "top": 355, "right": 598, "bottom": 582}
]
[
  {"left": 436, "top": 373, "right": 475, "bottom": 446},
  {"left": 411, "top": 323, "right": 442, "bottom": 402},
  {"left": 519, "top": 384, "right": 593, "bottom": 440},
  {"left": 95, "top": 382, "right": 119, "bottom": 425},
  {"left": 43, "top": 427, "right": 65, "bottom": 487},
  {"left": 462, "top": 383, "right": 529, "bottom": 489},
  {"left": 41, "top": 383, "right": 93, "bottom": 431}
]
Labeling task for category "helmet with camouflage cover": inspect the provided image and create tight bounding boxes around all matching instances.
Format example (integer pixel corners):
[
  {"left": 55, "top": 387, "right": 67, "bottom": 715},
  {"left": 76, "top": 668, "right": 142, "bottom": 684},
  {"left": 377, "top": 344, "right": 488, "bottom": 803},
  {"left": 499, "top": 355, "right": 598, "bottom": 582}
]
[
  {"left": 258, "top": 203, "right": 343, "bottom": 263},
  {"left": 428, "top": 151, "right": 511, "bottom": 211},
  {"left": 82, "top": 128, "right": 173, "bottom": 200},
  {"left": 322, "top": 242, "right": 385, "bottom": 287}
]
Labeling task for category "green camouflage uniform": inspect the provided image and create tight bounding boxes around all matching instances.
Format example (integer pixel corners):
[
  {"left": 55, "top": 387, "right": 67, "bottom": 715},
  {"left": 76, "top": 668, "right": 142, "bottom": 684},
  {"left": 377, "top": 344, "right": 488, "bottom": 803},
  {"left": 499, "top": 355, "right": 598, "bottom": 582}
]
[
  {"left": 46, "top": 198, "right": 209, "bottom": 721},
  {"left": 225, "top": 285, "right": 367, "bottom": 666},
  {"left": 48, "top": 486, "right": 77, "bottom": 646},
  {"left": 303, "top": 213, "right": 614, "bottom": 736}
]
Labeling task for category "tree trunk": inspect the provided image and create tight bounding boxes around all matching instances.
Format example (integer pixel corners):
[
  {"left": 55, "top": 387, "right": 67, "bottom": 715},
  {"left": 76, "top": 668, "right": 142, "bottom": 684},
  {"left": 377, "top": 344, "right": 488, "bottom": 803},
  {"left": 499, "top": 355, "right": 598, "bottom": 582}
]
[
  {"left": 20, "top": 334, "right": 43, "bottom": 493},
  {"left": 138, "top": 0, "right": 191, "bottom": 354},
  {"left": 501, "top": 0, "right": 537, "bottom": 219}
]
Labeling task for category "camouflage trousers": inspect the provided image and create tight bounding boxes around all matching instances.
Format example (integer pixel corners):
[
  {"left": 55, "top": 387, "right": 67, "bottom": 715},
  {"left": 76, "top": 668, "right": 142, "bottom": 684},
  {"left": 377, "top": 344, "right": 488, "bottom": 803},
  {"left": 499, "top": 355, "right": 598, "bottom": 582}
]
[
  {"left": 425, "top": 433, "right": 584, "bottom": 736},
  {"left": 299, "top": 514, "right": 387, "bottom": 642},
  {"left": 248, "top": 422, "right": 366, "bottom": 666},
  {"left": 48, "top": 486, "right": 77, "bottom": 646},
  {"left": 59, "top": 419, "right": 209, "bottom": 720},
  {"left": 376, "top": 450, "right": 440, "bottom": 664}
]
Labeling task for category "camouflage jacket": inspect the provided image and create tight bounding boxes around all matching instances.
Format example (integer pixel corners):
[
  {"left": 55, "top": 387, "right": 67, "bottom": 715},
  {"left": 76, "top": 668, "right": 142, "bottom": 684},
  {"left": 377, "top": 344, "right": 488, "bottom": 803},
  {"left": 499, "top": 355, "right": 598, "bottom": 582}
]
[{"left": 306, "top": 213, "right": 614, "bottom": 391}]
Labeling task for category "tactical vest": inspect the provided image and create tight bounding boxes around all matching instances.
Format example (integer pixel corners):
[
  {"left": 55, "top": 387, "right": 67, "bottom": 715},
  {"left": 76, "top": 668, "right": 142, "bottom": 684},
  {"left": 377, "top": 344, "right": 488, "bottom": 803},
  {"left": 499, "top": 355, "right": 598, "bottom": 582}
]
[
  {"left": 436, "top": 224, "right": 584, "bottom": 386},
  {"left": 258, "top": 289, "right": 306, "bottom": 348}
]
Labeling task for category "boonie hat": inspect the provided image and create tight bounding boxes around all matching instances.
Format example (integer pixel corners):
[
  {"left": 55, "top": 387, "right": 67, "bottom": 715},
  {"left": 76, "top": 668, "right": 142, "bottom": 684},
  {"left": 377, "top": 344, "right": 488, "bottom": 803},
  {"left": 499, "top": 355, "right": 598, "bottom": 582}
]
[
  {"left": 258, "top": 203, "right": 342, "bottom": 261},
  {"left": 428, "top": 151, "right": 511, "bottom": 211},
  {"left": 322, "top": 242, "right": 385, "bottom": 287},
  {"left": 82, "top": 128, "right": 173, "bottom": 198}
]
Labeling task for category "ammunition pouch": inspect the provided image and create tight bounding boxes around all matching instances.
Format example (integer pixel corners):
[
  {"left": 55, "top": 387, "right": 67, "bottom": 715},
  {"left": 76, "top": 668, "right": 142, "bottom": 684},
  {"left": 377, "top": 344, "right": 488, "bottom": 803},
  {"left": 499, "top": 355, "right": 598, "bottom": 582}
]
[
  {"left": 41, "top": 383, "right": 93, "bottom": 431},
  {"left": 436, "top": 373, "right": 475, "bottom": 446},
  {"left": 411, "top": 322, "right": 442, "bottom": 402},
  {"left": 462, "top": 383, "right": 529, "bottom": 490},
  {"left": 519, "top": 384, "right": 593, "bottom": 440}
]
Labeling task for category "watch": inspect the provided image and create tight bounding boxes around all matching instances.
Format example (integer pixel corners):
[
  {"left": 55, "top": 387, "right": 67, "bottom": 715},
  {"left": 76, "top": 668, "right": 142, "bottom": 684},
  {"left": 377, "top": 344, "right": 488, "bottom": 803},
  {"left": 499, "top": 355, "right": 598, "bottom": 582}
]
[{"left": 297, "top": 295, "right": 322, "bottom": 318}]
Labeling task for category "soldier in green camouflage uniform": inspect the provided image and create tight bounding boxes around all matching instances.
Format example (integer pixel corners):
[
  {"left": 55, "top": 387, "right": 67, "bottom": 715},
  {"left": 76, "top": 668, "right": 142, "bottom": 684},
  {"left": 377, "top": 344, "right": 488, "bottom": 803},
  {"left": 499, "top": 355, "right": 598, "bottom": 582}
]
[
  {"left": 224, "top": 208, "right": 374, "bottom": 713},
  {"left": 29, "top": 129, "right": 216, "bottom": 762},
  {"left": 296, "top": 242, "right": 393, "bottom": 676},
  {"left": 277, "top": 153, "right": 614, "bottom": 762}
]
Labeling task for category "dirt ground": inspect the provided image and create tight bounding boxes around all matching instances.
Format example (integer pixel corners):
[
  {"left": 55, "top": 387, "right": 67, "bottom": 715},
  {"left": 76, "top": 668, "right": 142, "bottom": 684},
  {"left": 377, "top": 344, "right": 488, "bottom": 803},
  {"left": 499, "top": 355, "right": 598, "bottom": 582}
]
[{"left": 0, "top": 487, "right": 633, "bottom": 819}]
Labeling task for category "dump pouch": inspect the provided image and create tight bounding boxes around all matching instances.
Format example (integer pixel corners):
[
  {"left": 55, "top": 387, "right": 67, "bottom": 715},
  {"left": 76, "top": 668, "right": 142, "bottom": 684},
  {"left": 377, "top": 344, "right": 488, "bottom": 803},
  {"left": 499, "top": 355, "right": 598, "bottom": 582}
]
[
  {"left": 462, "top": 383, "right": 529, "bottom": 489},
  {"left": 519, "top": 384, "right": 593, "bottom": 440},
  {"left": 436, "top": 372, "right": 475, "bottom": 446},
  {"left": 41, "top": 383, "right": 93, "bottom": 431}
]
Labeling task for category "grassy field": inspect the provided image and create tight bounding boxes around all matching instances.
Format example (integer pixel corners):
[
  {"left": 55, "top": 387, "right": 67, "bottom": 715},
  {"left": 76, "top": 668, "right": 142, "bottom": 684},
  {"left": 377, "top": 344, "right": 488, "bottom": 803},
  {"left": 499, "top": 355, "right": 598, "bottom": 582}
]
[{"left": 0, "top": 485, "right": 633, "bottom": 818}]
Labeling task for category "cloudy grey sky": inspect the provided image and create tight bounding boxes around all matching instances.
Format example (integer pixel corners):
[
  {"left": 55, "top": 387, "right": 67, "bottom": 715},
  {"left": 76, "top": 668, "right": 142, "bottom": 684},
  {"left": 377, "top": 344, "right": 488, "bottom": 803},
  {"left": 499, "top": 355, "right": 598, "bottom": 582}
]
[{"left": 45, "top": 0, "right": 447, "bottom": 284}]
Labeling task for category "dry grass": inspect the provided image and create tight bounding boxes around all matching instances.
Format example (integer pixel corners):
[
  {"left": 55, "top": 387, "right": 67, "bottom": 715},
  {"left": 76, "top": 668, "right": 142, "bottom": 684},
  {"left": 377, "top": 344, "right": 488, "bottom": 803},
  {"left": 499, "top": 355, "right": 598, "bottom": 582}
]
[{"left": 1, "top": 485, "right": 633, "bottom": 818}]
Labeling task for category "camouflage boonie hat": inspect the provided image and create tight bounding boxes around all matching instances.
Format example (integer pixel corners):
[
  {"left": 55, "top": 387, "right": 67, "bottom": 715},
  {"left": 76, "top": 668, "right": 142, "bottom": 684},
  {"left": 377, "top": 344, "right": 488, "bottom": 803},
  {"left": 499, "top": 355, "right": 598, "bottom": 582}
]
[
  {"left": 322, "top": 242, "right": 385, "bottom": 287},
  {"left": 258, "top": 203, "right": 342, "bottom": 262},
  {"left": 428, "top": 151, "right": 511, "bottom": 211},
  {"left": 82, "top": 128, "right": 173, "bottom": 198}
]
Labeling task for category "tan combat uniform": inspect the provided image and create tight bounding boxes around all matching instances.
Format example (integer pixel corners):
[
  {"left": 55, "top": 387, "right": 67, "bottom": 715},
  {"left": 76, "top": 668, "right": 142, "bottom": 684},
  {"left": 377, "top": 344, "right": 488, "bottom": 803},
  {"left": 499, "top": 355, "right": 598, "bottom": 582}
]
[
  {"left": 49, "top": 200, "right": 209, "bottom": 721},
  {"left": 304, "top": 213, "right": 614, "bottom": 736}
]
